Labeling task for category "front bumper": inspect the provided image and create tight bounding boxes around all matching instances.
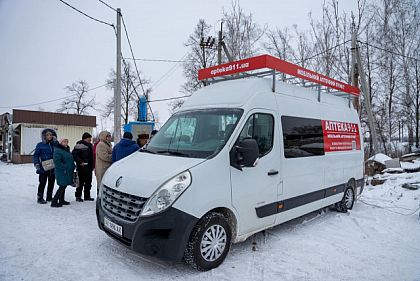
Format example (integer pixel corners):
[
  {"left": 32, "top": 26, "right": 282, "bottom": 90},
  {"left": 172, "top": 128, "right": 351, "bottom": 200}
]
[{"left": 96, "top": 198, "right": 199, "bottom": 261}]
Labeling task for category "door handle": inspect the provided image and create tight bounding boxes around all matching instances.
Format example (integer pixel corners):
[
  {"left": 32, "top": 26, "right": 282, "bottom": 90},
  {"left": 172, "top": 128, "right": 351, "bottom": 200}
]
[{"left": 267, "top": 169, "right": 279, "bottom": 176}]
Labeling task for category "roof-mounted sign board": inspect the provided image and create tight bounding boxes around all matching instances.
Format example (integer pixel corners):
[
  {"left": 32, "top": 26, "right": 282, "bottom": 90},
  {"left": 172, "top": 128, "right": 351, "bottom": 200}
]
[{"left": 198, "top": 54, "right": 360, "bottom": 96}]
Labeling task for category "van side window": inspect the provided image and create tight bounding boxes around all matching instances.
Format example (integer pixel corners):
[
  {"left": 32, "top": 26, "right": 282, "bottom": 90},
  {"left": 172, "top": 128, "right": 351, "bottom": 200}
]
[
  {"left": 238, "top": 113, "right": 274, "bottom": 157},
  {"left": 281, "top": 116, "right": 325, "bottom": 158}
]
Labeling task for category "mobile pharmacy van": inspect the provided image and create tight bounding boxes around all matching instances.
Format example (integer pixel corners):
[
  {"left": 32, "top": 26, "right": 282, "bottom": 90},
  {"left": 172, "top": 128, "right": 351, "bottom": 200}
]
[{"left": 96, "top": 55, "right": 364, "bottom": 271}]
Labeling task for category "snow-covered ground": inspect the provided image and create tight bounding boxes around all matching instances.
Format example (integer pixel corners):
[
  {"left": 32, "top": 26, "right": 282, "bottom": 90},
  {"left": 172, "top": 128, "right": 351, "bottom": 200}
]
[{"left": 1, "top": 162, "right": 419, "bottom": 281}]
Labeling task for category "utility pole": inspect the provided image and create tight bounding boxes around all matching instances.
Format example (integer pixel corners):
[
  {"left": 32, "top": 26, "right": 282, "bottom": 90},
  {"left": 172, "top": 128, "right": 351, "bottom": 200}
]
[
  {"left": 218, "top": 22, "right": 223, "bottom": 65},
  {"left": 216, "top": 21, "right": 233, "bottom": 64},
  {"left": 351, "top": 30, "right": 379, "bottom": 154},
  {"left": 350, "top": 31, "right": 360, "bottom": 113},
  {"left": 114, "top": 8, "right": 122, "bottom": 143}
]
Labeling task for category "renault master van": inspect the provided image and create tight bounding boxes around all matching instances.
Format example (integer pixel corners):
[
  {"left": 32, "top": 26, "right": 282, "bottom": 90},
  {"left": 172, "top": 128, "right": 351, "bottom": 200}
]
[{"left": 96, "top": 55, "right": 364, "bottom": 271}]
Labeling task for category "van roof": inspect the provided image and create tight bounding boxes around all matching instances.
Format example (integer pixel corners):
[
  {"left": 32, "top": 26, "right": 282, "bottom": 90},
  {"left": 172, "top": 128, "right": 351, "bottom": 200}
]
[{"left": 181, "top": 78, "right": 353, "bottom": 111}]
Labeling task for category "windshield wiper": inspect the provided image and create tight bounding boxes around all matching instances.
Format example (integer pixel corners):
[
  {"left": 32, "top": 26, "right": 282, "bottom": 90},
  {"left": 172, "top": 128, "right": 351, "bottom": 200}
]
[
  {"left": 140, "top": 148, "right": 156, "bottom": 154},
  {"left": 156, "top": 150, "right": 189, "bottom": 157}
]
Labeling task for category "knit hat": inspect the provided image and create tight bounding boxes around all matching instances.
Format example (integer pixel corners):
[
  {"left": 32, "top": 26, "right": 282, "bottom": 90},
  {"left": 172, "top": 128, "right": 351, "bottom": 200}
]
[
  {"left": 59, "top": 138, "right": 69, "bottom": 144},
  {"left": 82, "top": 132, "right": 92, "bottom": 140},
  {"left": 123, "top": 131, "right": 133, "bottom": 140}
]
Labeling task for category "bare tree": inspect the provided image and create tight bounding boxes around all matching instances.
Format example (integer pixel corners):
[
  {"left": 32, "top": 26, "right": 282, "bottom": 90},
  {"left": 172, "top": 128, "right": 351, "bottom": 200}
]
[
  {"left": 168, "top": 99, "right": 186, "bottom": 115},
  {"left": 264, "top": 27, "right": 294, "bottom": 81},
  {"left": 57, "top": 80, "right": 95, "bottom": 115},
  {"left": 182, "top": 19, "right": 216, "bottom": 96},
  {"left": 102, "top": 61, "right": 151, "bottom": 125},
  {"left": 414, "top": 60, "right": 420, "bottom": 147},
  {"left": 176, "top": 2, "right": 265, "bottom": 113},
  {"left": 222, "top": 0, "right": 265, "bottom": 61},
  {"left": 174, "top": 19, "right": 216, "bottom": 113},
  {"left": 395, "top": 0, "right": 419, "bottom": 148}
]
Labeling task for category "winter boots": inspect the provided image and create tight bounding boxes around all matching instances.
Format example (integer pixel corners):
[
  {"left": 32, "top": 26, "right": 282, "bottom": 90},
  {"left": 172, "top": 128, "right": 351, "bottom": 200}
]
[
  {"left": 84, "top": 193, "right": 94, "bottom": 201},
  {"left": 37, "top": 194, "right": 47, "bottom": 204},
  {"left": 75, "top": 197, "right": 84, "bottom": 202},
  {"left": 51, "top": 186, "right": 66, "bottom": 208},
  {"left": 60, "top": 189, "right": 70, "bottom": 205}
]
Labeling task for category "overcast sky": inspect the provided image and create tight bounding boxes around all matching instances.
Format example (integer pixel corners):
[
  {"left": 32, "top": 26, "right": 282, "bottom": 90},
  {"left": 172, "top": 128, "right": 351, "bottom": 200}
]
[{"left": 0, "top": 0, "right": 358, "bottom": 131}]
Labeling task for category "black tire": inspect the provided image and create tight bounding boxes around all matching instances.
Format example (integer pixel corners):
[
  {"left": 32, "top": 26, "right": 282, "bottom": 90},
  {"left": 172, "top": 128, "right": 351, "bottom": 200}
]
[
  {"left": 336, "top": 187, "right": 355, "bottom": 213},
  {"left": 184, "top": 212, "right": 232, "bottom": 271}
]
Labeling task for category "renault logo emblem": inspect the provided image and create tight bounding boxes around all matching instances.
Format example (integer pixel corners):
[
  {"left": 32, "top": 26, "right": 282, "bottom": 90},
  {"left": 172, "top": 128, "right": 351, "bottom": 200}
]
[{"left": 116, "top": 176, "right": 123, "bottom": 188}]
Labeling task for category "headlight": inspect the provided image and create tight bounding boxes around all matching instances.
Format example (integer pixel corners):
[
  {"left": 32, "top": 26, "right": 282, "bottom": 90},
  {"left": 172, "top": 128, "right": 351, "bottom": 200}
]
[{"left": 140, "top": 170, "right": 192, "bottom": 216}]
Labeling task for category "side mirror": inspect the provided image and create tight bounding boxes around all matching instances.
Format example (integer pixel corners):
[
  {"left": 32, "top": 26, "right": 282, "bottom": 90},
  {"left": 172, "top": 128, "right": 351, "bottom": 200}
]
[{"left": 230, "top": 138, "right": 259, "bottom": 170}]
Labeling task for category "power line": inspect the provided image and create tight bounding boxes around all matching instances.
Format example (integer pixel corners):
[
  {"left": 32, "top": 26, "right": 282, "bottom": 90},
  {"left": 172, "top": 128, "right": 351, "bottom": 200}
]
[
  {"left": 146, "top": 41, "right": 352, "bottom": 103},
  {"left": 357, "top": 40, "right": 419, "bottom": 62},
  {"left": 120, "top": 15, "right": 146, "bottom": 97},
  {"left": 57, "top": 0, "right": 114, "bottom": 28},
  {"left": 98, "top": 0, "right": 116, "bottom": 12},
  {"left": 120, "top": 14, "right": 156, "bottom": 121},
  {"left": 148, "top": 95, "right": 192, "bottom": 103},
  {"left": 0, "top": 82, "right": 111, "bottom": 109},
  {"left": 123, "top": 57, "right": 191, "bottom": 63},
  {"left": 295, "top": 39, "right": 351, "bottom": 65},
  {"left": 151, "top": 53, "right": 188, "bottom": 90},
  {"left": 121, "top": 56, "right": 156, "bottom": 122}
]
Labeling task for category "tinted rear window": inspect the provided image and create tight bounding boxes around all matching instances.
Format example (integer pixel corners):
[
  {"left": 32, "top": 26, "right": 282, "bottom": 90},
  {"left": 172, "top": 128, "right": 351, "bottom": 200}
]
[{"left": 281, "top": 116, "right": 325, "bottom": 158}]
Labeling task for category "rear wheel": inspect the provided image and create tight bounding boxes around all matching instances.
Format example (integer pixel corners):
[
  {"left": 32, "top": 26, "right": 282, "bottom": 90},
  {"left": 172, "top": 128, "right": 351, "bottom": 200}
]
[
  {"left": 184, "top": 212, "right": 232, "bottom": 271},
  {"left": 336, "top": 187, "right": 355, "bottom": 213}
]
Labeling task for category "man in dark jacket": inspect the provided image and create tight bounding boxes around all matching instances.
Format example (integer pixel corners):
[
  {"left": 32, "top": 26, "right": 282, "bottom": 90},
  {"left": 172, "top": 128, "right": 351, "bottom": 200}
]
[
  {"left": 72, "top": 132, "right": 94, "bottom": 202},
  {"left": 33, "top": 128, "right": 58, "bottom": 204},
  {"left": 112, "top": 132, "right": 139, "bottom": 162}
]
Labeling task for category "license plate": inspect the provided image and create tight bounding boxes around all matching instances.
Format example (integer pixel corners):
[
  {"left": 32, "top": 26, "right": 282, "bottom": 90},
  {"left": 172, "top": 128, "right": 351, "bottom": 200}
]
[{"left": 104, "top": 217, "right": 123, "bottom": 236}]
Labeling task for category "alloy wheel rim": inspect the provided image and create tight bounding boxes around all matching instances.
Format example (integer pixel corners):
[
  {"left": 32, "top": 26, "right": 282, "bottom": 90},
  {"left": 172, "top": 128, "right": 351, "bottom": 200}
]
[
  {"left": 200, "top": 224, "right": 227, "bottom": 262},
  {"left": 345, "top": 188, "right": 354, "bottom": 209}
]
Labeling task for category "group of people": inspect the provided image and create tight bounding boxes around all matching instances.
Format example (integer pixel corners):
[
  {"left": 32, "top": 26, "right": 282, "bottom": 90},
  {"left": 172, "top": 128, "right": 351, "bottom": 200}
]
[{"left": 33, "top": 128, "right": 157, "bottom": 208}]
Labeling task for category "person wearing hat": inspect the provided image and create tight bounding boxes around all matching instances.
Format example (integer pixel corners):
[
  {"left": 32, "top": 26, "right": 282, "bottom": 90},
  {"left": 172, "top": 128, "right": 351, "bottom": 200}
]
[
  {"left": 112, "top": 131, "right": 140, "bottom": 163},
  {"left": 72, "top": 132, "right": 94, "bottom": 202},
  {"left": 136, "top": 133, "right": 149, "bottom": 148},
  {"left": 33, "top": 128, "right": 58, "bottom": 204},
  {"left": 51, "top": 138, "right": 75, "bottom": 207},
  {"left": 95, "top": 131, "right": 113, "bottom": 192}
]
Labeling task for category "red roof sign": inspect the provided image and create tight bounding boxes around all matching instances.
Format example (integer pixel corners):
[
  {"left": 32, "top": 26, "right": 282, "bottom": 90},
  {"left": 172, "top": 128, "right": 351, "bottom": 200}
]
[{"left": 198, "top": 54, "right": 360, "bottom": 96}]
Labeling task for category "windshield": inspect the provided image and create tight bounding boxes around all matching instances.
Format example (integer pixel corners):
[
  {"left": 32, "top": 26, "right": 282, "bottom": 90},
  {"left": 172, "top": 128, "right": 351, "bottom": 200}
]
[{"left": 145, "top": 108, "right": 243, "bottom": 158}]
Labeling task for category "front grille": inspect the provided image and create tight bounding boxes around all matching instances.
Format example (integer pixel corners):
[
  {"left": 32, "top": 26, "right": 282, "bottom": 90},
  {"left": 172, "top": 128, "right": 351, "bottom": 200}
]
[{"left": 102, "top": 184, "right": 147, "bottom": 222}]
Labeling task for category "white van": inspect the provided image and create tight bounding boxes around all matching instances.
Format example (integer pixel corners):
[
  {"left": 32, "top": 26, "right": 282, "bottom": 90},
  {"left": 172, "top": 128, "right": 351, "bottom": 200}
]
[{"left": 96, "top": 55, "right": 364, "bottom": 271}]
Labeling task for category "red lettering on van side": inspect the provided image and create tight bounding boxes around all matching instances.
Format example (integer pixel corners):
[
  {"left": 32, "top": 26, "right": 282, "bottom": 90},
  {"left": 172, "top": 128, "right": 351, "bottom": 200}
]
[{"left": 322, "top": 120, "right": 361, "bottom": 152}]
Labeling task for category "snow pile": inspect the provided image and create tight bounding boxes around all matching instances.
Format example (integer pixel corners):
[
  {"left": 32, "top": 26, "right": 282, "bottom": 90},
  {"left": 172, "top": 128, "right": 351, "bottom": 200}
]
[
  {"left": 367, "top": 153, "right": 392, "bottom": 165},
  {"left": 365, "top": 172, "right": 420, "bottom": 215},
  {"left": 0, "top": 162, "right": 420, "bottom": 281},
  {"left": 401, "top": 161, "right": 420, "bottom": 172}
]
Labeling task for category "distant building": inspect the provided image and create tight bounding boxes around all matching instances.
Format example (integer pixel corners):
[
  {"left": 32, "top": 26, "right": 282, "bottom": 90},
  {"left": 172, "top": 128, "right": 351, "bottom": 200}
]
[{"left": 1, "top": 109, "right": 96, "bottom": 164}]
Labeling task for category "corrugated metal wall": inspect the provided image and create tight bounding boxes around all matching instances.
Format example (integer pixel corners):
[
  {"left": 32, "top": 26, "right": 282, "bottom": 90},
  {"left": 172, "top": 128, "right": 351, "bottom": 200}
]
[
  {"left": 55, "top": 125, "right": 93, "bottom": 150},
  {"left": 20, "top": 124, "right": 93, "bottom": 155}
]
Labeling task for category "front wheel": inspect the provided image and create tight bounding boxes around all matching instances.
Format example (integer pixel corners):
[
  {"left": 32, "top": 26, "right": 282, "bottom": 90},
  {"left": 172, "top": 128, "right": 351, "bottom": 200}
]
[
  {"left": 336, "top": 187, "right": 355, "bottom": 213},
  {"left": 184, "top": 212, "right": 232, "bottom": 271}
]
